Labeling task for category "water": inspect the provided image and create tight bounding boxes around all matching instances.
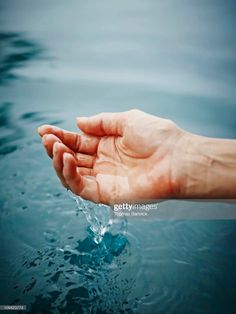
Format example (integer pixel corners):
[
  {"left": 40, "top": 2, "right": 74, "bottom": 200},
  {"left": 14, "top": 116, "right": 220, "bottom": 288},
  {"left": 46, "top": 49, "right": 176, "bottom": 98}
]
[
  {"left": 68, "top": 191, "right": 114, "bottom": 244},
  {"left": 0, "top": 0, "right": 236, "bottom": 313}
]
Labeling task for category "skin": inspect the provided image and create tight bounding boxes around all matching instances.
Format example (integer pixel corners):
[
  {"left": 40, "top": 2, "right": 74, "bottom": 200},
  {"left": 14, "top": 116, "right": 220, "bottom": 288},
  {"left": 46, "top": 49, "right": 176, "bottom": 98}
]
[{"left": 38, "top": 109, "right": 236, "bottom": 205}]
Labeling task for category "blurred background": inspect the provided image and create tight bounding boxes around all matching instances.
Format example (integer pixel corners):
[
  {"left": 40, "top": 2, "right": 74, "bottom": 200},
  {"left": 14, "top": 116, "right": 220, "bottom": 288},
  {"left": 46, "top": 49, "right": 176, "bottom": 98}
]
[{"left": 0, "top": 0, "right": 236, "bottom": 313}]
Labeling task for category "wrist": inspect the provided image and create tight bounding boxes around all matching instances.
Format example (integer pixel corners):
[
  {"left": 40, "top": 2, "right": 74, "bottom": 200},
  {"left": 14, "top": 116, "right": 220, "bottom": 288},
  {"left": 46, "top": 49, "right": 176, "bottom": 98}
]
[
  {"left": 175, "top": 133, "right": 236, "bottom": 199},
  {"left": 170, "top": 130, "right": 213, "bottom": 198},
  {"left": 178, "top": 133, "right": 212, "bottom": 198}
]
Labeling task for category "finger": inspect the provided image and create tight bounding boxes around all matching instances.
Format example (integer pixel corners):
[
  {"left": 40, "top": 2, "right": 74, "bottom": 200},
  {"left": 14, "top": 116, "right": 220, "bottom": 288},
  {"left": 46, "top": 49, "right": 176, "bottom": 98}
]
[
  {"left": 63, "top": 153, "right": 100, "bottom": 203},
  {"left": 76, "top": 112, "right": 126, "bottom": 136},
  {"left": 52, "top": 142, "right": 72, "bottom": 188},
  {"left": 42, "top": 134, "right": 62, "bottom": 158},
  {"left": 78, "top": 167, "right": 95, "bottom": 176},
  {"left": 53, "top": 144, "right": 94, "bottom": 186},
  {"left": 76, "top": 153, "right": 95, "bottom": 168},
  {"left": 38, "top": 125, "right": 100, "bottom": 154}
]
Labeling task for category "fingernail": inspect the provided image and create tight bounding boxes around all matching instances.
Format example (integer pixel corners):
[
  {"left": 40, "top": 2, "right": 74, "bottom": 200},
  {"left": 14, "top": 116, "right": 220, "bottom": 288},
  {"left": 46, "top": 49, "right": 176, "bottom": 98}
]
[
  {"left": 38, "top": 124, "right": 60, "bottom": 135},
  {"left": 38, "top": 125, "right": 47, "bottom": 135},
  {"left": 53, "top": 142, "right": 60, "bottom": 155},
  {"left": 42, "top": 134, "right": 50, "bottom": 143}
]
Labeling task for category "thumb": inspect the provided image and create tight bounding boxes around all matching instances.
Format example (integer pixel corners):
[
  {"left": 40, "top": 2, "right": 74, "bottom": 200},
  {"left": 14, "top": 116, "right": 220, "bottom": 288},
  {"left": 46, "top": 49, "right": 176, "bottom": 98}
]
[{"left": 76, "top": 112, "right": 125, "bottom": 136}]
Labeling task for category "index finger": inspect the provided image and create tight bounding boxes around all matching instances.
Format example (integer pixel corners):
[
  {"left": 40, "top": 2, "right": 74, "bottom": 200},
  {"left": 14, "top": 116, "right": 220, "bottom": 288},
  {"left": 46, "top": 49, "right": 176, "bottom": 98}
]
[{"left": 38, "top": 125, "right": 100, "bottom": 154}]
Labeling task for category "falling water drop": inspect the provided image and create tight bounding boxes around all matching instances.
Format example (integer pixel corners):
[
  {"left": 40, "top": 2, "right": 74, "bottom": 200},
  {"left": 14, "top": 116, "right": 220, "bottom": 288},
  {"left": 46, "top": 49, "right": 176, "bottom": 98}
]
[{"left": 67, "top": 190, "right": 113, "bottom": 244}]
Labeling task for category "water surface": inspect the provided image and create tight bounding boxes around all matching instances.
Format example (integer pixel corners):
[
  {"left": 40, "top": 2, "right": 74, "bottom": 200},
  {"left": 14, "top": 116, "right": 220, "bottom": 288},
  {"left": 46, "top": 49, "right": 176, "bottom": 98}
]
[{"left": 0, "top": 1, "right": 236, "bottom": 313}]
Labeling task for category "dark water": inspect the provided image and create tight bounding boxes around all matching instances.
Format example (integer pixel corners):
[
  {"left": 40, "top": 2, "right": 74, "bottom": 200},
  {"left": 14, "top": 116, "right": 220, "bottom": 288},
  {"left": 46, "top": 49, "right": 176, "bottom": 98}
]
[{"left": 0, "top": 0, "right": 236, "bottom": 313}]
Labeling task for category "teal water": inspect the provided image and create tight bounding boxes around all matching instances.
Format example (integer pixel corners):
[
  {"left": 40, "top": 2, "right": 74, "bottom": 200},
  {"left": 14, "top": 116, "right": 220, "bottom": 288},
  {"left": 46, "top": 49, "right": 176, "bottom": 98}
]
[{"left": 0, "top": 0, "right": 236, "bottom": 313}]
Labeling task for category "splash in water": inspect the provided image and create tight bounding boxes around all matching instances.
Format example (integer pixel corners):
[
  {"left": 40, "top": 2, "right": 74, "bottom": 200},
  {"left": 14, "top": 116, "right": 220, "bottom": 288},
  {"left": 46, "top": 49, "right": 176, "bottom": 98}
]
[
  {"left": 16, "top": 192, "right": 135, "bottom": 313},
  {"left": 68, "top": 190, "right": 127, "bottom": 244},
  {"left": 68, "top": 190, "right": 117, "bottom": 244}
]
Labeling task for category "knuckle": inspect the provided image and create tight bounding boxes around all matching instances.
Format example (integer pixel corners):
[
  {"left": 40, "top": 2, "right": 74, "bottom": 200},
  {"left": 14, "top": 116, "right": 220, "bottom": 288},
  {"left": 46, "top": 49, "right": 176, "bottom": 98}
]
[{"left": 74, "top": 134, "right": 81, "bottom": 150}]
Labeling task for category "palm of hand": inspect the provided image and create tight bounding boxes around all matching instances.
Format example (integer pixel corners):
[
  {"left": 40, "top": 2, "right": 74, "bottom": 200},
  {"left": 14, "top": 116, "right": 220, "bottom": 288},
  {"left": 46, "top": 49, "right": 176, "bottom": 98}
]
[
  {"left": 38, "top": 110, "right": 180, "bottom": 204},
  {"left": 89, "top": 128, "right": 173, "bottom": 203}
]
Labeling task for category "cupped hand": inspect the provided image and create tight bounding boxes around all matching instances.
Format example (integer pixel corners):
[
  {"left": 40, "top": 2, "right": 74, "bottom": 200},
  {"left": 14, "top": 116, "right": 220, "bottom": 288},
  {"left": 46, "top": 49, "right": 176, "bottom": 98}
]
[{"left": 38, "top": 109, "right": 185, "bottom": 205}]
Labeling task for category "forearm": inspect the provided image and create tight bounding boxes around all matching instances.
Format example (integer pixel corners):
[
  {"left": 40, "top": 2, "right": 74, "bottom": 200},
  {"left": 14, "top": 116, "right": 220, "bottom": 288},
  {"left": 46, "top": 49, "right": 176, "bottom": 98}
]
[{"left": 179, "top": 133, "right": 236, "bottom": 199}]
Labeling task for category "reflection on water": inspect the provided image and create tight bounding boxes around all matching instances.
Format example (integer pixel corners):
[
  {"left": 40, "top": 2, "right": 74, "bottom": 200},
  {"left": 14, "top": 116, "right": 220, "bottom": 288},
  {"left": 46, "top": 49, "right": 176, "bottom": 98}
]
[
  {"left": 0, "top": 102, "right": 63, "bottom": 156},
  {"left": 0, "top": 32, "right": 43, "bottom": 85},
  {"left": 0, "top": 102, "right": 24, "bottom": 155},
  {"left": 0, "top": 32, "right": 47, "bottom": 156}
]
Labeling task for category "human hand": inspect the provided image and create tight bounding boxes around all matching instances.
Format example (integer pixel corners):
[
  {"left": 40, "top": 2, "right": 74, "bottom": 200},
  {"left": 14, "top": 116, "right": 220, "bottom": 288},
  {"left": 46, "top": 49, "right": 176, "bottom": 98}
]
[{"left": 38, "top": 109, "right": 187, "bottom": 204}]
